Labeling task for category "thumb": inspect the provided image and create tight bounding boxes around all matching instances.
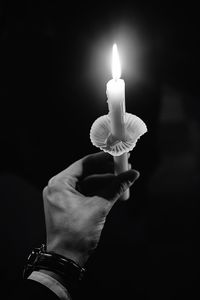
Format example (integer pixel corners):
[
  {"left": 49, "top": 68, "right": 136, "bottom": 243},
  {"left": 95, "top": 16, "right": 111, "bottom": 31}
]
[
  {"left": 111, "top": 169, "right": 140, "bottom": 202},
  {"left": 78, "top": 169, "right": 139, "bottom": 202}
]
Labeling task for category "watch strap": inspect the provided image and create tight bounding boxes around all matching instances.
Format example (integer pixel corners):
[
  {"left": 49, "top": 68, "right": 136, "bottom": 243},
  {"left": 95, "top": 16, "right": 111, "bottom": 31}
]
[{"left": 23, "top": 244, "right": 86, "bottom": 291}]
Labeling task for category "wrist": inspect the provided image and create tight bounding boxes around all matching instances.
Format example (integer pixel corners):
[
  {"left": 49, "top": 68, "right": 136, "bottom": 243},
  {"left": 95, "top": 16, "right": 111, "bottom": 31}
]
[
  {"left": 23, "top": 244, "right": 86, "bottom": 292},
  {"left": 46, "top": 243, "right": 88, "bottom": 267}
]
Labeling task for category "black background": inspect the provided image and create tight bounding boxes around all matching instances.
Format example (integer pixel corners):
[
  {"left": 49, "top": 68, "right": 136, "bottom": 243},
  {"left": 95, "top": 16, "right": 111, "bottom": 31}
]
[{"left": 1, "top": 1, "right": 200, "bottom": 299}]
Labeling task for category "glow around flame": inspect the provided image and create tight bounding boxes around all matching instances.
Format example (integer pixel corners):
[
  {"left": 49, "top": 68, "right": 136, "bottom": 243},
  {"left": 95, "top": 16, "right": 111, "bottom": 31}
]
[{"left": 112, "top": 43, "right": 121, "bottom": 80}]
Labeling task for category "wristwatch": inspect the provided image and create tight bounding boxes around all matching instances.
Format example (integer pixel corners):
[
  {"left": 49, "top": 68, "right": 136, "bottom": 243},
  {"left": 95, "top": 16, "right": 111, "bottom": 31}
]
[{"left": 23, "top": 244, "right": 86, "bottom": 291}]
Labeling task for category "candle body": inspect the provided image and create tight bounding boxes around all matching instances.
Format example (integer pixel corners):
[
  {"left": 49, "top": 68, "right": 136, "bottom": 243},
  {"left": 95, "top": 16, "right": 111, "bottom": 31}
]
[
  {"left": 106, "top": 78, "right": 130, "bottom": 200},
  {"left": 107, "top": 79, "right": 126, "bottom": 139}
]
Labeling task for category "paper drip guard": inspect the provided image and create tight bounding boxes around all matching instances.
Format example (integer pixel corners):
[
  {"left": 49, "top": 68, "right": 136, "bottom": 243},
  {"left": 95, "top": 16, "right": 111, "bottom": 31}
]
[{"left": 90, "top": 112, "right": 147, "bottom": 156}]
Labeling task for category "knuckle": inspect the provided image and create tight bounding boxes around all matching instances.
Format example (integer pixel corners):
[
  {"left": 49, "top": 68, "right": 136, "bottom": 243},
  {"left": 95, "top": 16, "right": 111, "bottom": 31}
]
[
  {"left": 47, "top": 175, "right": 63, "bottom": 193},
  {"left": 47, "top": 176, "right": 56, "bottom": 187},
  {"left": 42, "top": 186, "right": 48, "bottom": 197},
  {"left": 43, "top": 179, "right": 58, "bottom": 200},
  {"left": 119, "top": 182, "right": 129, "bottom": 194},
  {"left": 42, "top": 186, "right": 49, "bottom": 202}
]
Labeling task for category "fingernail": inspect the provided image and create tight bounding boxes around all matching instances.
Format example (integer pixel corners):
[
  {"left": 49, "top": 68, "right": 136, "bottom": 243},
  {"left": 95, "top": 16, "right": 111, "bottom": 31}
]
[{"left": 128, "top": 172, "right": 140, "bottom": 184}]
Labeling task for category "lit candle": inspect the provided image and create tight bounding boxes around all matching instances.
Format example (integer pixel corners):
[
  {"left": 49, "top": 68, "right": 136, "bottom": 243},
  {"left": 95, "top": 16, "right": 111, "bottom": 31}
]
[{"left": 106, "top": 44, "right": 129, "bottom": 200}]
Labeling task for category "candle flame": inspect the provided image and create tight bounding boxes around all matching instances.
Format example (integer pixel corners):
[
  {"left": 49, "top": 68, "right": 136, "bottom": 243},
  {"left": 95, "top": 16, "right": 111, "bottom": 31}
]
[{"left": 112, "top": 43, "right": 121, "bottom": 80}]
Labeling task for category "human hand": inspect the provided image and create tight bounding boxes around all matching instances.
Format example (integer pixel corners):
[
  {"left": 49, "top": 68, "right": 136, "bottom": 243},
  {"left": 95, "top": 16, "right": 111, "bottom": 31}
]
[{"left": 43, "top": 152, "right": 139, "bottom": 267}]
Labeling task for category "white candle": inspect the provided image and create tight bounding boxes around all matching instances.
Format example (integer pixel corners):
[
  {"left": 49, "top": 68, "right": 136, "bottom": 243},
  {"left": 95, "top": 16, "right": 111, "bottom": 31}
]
[{"left": 106, "top": 44, "right": 129, "bottom": 200}]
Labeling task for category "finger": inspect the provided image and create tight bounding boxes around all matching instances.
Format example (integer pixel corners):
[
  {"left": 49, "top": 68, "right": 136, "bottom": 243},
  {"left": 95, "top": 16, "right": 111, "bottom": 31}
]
[
  {"left": 52, "top": 152, "right": 114, "bottom": 186},
  {"left": 78, "top": 173, "right": 116, "bottom": 197},
  {"left": 68, "top": 151, "right": 114, "bottom": 178},
  {"left": 81, "top": 152, "right": 130, "bottom": 177},
  {"left": 78, "top": 169, "right": 140, "bottom": 202},
  {"left": 111, "top": 169, "right": 140, "bottom": 202}
]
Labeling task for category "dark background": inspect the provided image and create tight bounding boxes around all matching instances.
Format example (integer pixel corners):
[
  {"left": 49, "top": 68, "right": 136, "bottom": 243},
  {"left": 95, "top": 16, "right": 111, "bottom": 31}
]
[{"left": 1, "top": 1, "right": 200, "bottom": 299}]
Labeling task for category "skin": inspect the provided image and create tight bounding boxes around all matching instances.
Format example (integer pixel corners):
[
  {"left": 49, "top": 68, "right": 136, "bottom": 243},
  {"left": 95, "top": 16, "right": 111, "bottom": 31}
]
[{"left": 41, "top": 151, "right": 139, "bottom": 282}]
